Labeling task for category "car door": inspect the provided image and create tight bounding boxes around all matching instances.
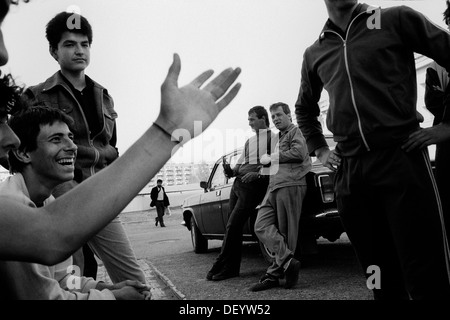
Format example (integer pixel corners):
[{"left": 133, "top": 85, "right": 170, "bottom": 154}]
[
  {"left": 199, "top": 162, "right": 228, "bottom": 235},
  {"left": 220, "top": 151, "right": 240, "bottom": 227}
]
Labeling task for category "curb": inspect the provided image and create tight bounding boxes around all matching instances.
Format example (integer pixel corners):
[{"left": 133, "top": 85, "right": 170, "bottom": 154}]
[{"left": 146, "top": 260, "right": 186, "bottom": 300}]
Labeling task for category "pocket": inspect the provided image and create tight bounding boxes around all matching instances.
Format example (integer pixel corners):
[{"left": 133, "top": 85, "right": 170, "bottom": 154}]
[{"left": 103, "top": 110, "right": 117, "bottom": 137}]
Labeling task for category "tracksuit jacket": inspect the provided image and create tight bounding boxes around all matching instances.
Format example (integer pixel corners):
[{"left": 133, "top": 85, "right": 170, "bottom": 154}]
[
  {"left": 296, "top": 3, "right": 450, "bottom": 156},
  {"left": 23, "top": 71, "right": 118, "bottom": 183}
]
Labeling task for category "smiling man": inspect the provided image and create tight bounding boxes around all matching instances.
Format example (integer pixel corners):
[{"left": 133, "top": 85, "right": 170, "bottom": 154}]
[
  {"left": 0, "top": 106, "right": 149, "bottom": 300},
  {"left": 23, "top": 11, "right": 146, "bottom": 284}
]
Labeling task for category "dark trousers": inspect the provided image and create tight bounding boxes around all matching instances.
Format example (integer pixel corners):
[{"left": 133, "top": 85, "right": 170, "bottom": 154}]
[
  {"left": 435, "top": 141, "right": 450, "bottom": 238},
  {"left": 335, "top": 146, "right": 450, "bottom": 300},
  {"left": 82, "top": 244, "right": 98, "bottom": 279},
  {"left": 212, "top": 178, "right": 268, "bottom": 273},
  {"left": 155, "top": 201, "right": 165, "bottom": 225}
]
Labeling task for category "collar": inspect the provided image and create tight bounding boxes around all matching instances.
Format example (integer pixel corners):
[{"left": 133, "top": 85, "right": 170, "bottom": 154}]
[
  {"left": 319, "top": 3, "right": 370, "bottom": 40},
  {"left": 59, "top": 71, "right": 95, "bottom": 93},
  {"left": 42, "top": 71, "right": 106, "bottom": 93},
  {"left": 279, "top": 123, "right": 296, "bottom": 137}
]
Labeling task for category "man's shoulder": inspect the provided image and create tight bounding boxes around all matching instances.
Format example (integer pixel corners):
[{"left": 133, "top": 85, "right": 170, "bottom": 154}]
[{"left": 25, "top": 72, "right": 62, "bottom": 95}]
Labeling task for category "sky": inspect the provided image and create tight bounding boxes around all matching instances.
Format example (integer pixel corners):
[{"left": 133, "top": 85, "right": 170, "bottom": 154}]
[{"left": 1, "top": 0, "right": 448, "bottom": 164}]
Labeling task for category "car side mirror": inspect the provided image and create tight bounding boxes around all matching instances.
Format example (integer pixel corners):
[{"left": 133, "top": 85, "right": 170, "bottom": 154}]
[{"left": 200, "top": 181, "right": 208, "bottom": 190}]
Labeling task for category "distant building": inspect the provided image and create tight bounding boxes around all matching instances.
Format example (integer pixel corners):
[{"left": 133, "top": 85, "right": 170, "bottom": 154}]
[{"left": 149, "top": 162, "right": 215, "bottom": 187}]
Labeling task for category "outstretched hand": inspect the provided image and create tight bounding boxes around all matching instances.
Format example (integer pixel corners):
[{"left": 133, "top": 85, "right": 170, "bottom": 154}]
[{"left": 155, "top": 53, "right": 241, "bottom": 144}]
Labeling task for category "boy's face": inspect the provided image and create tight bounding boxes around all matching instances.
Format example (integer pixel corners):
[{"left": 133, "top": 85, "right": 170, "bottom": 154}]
[
  {"left": 271, "top": 106, "right": 292, "bottom": 132},
  {"left": 26, "top": 121, "right": 77, "bottom": 186},
  {"left": 51, "top": 31, "right": 90, "bottom": 74}
]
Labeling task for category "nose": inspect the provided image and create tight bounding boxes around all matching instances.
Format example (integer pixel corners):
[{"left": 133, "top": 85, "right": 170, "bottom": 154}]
[{"left": 65, "top": 138, "right": 78, "bottom": 152}]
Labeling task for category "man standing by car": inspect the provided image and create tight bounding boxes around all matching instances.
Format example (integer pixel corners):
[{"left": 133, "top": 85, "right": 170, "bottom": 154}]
[
  {"left": 296, "top": 0, "right": 450, "bottom": 299},
  {"left": 250, "top": 102, "right": 311, "bottom": 292},
  {"left": 150, "top": 179, "right": 170, "bottom": 228},
  {"left": 207, "top": 106, "right": 276, "bottom": 281}
]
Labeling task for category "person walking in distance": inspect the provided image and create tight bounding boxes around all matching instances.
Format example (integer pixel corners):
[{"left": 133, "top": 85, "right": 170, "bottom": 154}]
[{"left": 150, "top": 179, "right": 170, "bottom": 227}]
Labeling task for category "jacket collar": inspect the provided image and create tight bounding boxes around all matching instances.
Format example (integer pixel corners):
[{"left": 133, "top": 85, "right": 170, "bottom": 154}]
[
  {"left": 42, "top": 71, "right": 107, "bottom": 93},
  {"left": 319, "top": 3, "right": 371, "bottom": 40}
]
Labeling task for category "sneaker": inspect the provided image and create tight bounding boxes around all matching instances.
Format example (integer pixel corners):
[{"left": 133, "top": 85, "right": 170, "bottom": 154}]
[
  {"left": 212, "top": 269, "right": 239, "bottom": 281},
  {"left": 249, "top": 274, "right": 279, "bottom": 292},
  {"left": 284, "top": 258, "right": 301, "bottom": 289}
]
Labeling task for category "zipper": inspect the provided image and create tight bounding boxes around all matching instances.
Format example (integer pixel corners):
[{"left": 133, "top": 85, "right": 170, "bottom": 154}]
[
  {"left": 59, "top": 84, "right": 101, "bottom": 176},
  {"left": 324, "top": 11, "right": 371, "bottom": 151}
]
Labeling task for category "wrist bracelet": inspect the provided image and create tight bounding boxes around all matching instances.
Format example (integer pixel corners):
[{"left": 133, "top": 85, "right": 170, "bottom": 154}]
[{"left": 153, "top": 122, "right": 180, "bottom": 144}]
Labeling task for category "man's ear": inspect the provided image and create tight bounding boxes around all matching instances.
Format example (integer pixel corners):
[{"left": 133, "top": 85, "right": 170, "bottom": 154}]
[
  {"left": 12, "top": 148, "right": 32, "bottom": 165},
  {"left": 49, "top": 46, "right": 59, "bottom": 62}
]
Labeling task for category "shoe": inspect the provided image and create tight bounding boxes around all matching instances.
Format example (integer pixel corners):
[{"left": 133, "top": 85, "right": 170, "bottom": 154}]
[
  {"left": 249, "top": 274, "right": 279, "bottom": 292},
  {"left": 160, "top": 224, "right": 166, "bottom": 227},
  {"left": 155, "top": 217, "right": 158, "bottom": 226},
  {"left": 206, "top": 271, "right": 215, "bottom": 281},
  {"left": 206, "top": 263, "right": 223, "bottom": 281},
  {"left": 211, "top": 269, "right": 239, "bottom": 281},
  {"left": 284, "top": 258, "right": 301, "bottom": 289}
]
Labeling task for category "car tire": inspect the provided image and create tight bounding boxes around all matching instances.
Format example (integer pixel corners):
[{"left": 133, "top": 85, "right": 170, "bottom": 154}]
[
  {"left": 190, "top": 217, "right": 208, "bottom": 253},
  {"left": 258, "top": 240, "right": 275, "bottom": 264}
]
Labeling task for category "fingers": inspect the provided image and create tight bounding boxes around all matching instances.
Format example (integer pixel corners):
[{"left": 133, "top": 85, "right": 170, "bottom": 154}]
[
  {"left": 217, "top": 83, "right": 242, "bottom": 112},
  {"left": 190, "top": 70, "right": 214, "bottom": 88},
  {"left": 163, "top": 53, "right": 181, "bottom": 88},
  {"left": 401, "top": 129, "right": 432, "bottom": 152},
  {"left": 205, "top": 67, "right": 242, "bottom": 101},
  {"left": 124, "top": 280, "right": 149, "bottom": 290}
]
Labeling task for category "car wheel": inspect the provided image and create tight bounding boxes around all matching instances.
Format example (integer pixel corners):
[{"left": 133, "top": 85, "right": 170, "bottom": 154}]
[
  {"left": 190, "top": 217, "right": 208, "bottom": 253},
  {"left": 258, "top": 240, "right": 275, "bottom": 264}
]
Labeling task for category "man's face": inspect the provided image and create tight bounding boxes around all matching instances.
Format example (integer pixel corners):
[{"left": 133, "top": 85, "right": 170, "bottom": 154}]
[
  {"left": 271, "top": 106, "right": 292, "bottom": 132},
  {"left": 248, "top": 112, "right": 267, "bottom": 132},
  {"left": 26, "top": 121, "right": 77, "bottom": 186},
  {"left": 0, "top": 114, "right": 20, "bottom": 165},
  {"left": 157, "top": 181, "right": 162, "bottom": 187},
  {"left": 51, "top": 32, "right": 90, "bottom": 74}
]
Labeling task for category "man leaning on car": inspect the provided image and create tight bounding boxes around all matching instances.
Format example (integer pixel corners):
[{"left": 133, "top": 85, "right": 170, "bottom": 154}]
[
  {"left": 206, "top": 106, "right": 276, "bottom": 281},
  {"left": 250, "top": 102, "right": 312, "bottom": 292}
]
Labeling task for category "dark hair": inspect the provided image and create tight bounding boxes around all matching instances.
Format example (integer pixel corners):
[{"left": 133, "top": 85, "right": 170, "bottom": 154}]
[
  {"left": 46, "top": 11, "right": 93, "bottom": 49},
  {"left": 157, "top": 179, "right": 163, "bottom": 184},
  {"left": 269, "top": 102, "right": 291, "bottom": 115},
  {"left": 0, "top": 72, "right": 27, "bottom": 117},
  {"left": 444, "top": 1, "right": 450, "bottom": 25},
  {"left": 8, "top": 106, "right": 74, "bottom": 173},
  {"left": 248, "top": 105, "right": 269, "bottom": 127}
]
